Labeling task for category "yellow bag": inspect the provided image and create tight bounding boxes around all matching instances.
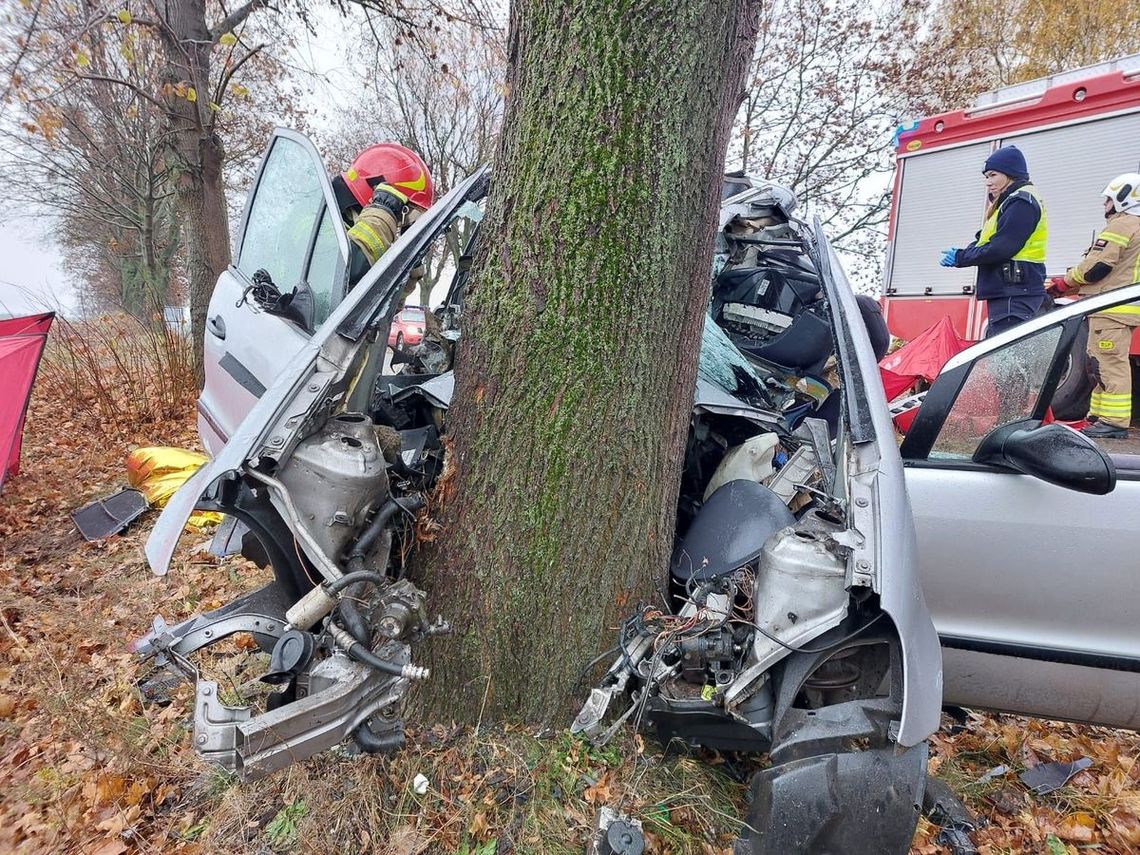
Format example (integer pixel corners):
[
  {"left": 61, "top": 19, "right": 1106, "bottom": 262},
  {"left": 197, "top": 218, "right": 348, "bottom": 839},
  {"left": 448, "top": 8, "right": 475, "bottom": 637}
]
[{"left": 127, "top": 447, "right": 222, "bottom": 528}]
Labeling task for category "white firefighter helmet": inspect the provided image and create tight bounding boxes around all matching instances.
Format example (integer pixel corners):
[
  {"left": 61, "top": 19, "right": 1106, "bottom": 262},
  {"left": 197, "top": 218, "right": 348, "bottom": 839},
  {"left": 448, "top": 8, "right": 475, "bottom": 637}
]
[{"left": 1102, "top": 172, "right": 1140, "bottom": 214}]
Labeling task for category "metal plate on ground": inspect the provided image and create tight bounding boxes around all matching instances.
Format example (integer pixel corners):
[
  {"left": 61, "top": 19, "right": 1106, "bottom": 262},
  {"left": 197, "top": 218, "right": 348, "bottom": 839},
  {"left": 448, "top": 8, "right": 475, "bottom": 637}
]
[{"left": 71, "top": 488, "right": 149, "bottom": 541}]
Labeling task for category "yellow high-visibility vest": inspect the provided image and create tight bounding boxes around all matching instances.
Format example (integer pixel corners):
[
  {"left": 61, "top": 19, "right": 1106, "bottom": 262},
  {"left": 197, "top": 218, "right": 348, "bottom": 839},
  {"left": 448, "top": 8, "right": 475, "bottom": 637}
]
[{"left": 977, "top": 184, "right": 1048, "bottom": 263}]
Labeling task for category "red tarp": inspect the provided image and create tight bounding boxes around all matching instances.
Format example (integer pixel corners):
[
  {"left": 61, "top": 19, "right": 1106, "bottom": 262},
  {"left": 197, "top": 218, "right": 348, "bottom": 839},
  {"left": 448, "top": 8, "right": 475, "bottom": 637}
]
[
  {"left": 878, "top": 315, "right": 971, "bottom": 401},
  {"left": 0, "top": 312, "right": 54, "bottom": 337},
  {"left": 1, "top": 312, "right": 54, "bottom": 493}
]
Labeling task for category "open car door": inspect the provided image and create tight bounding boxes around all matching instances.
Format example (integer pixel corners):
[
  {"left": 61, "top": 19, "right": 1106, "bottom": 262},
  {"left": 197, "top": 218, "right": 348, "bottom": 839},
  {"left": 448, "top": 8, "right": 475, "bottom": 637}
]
[
  {"left": 901, "top": 282, "right": 1140, "bottom": 730},
  {"left": 198, "top": 129, "right": 350, "bottom": 454}
]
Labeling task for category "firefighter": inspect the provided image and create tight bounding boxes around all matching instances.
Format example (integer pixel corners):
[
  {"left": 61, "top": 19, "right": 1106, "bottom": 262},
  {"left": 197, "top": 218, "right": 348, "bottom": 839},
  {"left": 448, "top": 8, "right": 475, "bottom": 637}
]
[
  {"left": 939, "top": 145, "right": 1047, "bottom": 337},
  {"left": 329, "top": 143, "right": 435, "bottom": 288},
  {"left": 1046, "top": 173, "right": 1140, "bottom": 439}
]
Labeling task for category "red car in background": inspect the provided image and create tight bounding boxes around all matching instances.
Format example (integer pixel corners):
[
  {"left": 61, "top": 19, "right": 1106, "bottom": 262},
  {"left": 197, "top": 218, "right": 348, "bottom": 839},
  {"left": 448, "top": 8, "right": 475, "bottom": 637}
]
[{"left": 387, "top": 305, "right": 426, "bottom": 348}]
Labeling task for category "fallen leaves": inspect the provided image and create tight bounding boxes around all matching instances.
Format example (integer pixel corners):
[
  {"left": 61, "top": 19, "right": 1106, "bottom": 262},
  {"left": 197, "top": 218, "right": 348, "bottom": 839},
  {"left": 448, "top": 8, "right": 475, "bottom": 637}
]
[
  {"left": 1054, "top": 811, "right": 1097, "bottom": 842},
  {"left": 921, "top": 710, "right": 1140, "bottom": 853},
  {"left": 1108, "top": 808, "right": 1140, "bottom": 845},
  {"left": 3, "top": 336, "right": 1140, "bottom": 855}
]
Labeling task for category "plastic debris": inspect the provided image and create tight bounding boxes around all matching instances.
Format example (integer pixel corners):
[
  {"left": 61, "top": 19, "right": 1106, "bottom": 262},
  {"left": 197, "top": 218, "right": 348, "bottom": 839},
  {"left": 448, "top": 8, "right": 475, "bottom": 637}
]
[
  {"left": 412, "top": 773, "right": 429, "bottom": 794},
  {"left": 977, "top": 764, "right": 1009, "bottom": 783},
  {"left": 1019, "top": 757, "right": 1093, "bottom": 795},
  {"left": 923, "top": 777, "right": 979, "bottom": 855},
  {"left": 589, "top": 807, "right": 645, "bottom": 855},
  {"left": 71, "top": 488, "right": 148, "bottom": 540}
]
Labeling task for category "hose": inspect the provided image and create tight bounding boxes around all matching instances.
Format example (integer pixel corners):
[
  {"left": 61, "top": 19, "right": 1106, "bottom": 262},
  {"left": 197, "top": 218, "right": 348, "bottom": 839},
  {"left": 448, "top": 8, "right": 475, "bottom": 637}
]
[
  {"left": 326, "top": 570, "right": 389, "bottom": 596},
  {"left": 345, "top": 495, "right": 425, "bottom": 575},
  {"left": 329, "top": 622, "right": 429, "bottom": 680},
  {"left": 337, "top": 590, "right": 372, "bottom": 647},
  {"left": 353, "top": 723, "right": 406, "bottom": 754}
]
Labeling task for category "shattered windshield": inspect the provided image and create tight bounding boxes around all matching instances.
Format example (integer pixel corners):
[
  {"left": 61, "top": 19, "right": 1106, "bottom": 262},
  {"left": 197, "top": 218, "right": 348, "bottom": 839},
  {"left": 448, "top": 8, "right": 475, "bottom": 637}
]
[{"left": 698, "top": 315, "right": 775, "bottom": 409}]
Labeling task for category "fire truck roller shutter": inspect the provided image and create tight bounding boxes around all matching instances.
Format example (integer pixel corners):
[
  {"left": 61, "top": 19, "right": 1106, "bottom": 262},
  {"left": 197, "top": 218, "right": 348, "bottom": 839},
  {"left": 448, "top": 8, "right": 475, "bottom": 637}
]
[
  {"left": 1001, "top": 112, "right": 1140, "bottom": 280},
  {"left": 886, "top": 142, "right": 991, "bottom": 298}
]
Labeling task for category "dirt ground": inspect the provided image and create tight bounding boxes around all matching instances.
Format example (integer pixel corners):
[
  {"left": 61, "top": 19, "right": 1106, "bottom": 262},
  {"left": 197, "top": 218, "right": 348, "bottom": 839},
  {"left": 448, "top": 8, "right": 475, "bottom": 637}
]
[{"left": 2, "top": 376, "right": 1139, "bottom": 854}]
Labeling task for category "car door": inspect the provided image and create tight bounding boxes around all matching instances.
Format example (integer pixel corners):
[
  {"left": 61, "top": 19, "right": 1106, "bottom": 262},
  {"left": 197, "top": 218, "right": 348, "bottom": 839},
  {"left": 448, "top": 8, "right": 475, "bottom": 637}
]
[
  {"left": 901, "top": 282, "right": 1140, "bottom": 730},
  {"left": 198, "top": 129, "right": 350, "bottom": 455}
]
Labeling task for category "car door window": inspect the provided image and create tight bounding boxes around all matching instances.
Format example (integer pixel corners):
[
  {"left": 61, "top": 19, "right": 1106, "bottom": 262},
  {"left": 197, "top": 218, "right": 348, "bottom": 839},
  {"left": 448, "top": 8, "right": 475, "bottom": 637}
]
[
  {"left": 238, "top": 137, "right": 326, "bottom": 298},
  {"left": 929, "top": 325, "right": 1062, "bottom": 460},
  {"left": 306, "top": 206, "right": 341, "bottom": 325}
]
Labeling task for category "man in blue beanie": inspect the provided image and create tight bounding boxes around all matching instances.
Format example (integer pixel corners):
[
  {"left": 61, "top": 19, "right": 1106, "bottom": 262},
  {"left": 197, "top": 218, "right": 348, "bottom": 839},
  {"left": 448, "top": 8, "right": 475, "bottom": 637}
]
[{"left": 940, "top": 145, "right": 1048, "bottom": 337}]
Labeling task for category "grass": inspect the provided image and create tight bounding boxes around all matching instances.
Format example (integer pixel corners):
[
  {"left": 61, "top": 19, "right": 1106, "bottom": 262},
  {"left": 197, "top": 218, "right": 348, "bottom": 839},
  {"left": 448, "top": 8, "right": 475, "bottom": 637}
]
[
  {"left": 2, "top": 326, "right": 1139, "bottom": 854},
  {"left": 36, "top": 311, "right": 196, "bottom": 437}
]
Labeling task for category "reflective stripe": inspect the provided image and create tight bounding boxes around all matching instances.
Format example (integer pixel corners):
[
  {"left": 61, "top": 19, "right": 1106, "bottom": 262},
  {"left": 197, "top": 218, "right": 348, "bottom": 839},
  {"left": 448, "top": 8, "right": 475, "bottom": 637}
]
[
  {"left": 1096, "top": 393, "right": 1131, "bottom": 409},
  {"left": 1098, "top": 304, "right": 1140, "bottom": 316},
  {"left": 1098, "top": 231, "right": 1131, "bottom": 247},
  {"left": 377, "top": 182, "right": 409, "bottom": 204},
  {"left": 977, "top": 185, "right": 1047, "bottom": 263},
  {"left": 347, "top": 220, "right": 387, "bottom": 263}
]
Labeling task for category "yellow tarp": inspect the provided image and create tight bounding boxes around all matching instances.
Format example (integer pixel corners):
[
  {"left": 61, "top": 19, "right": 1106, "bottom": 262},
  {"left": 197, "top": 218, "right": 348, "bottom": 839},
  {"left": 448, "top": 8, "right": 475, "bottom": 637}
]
[{"left": 127, "top": 447, "right": 222, "bottom": 529}]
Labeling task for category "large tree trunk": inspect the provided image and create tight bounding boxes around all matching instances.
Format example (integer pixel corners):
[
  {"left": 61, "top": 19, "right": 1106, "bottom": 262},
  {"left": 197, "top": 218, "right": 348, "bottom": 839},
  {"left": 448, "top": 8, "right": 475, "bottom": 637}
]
[
  {"left": 157, "top": 0, "right": 237, "bottom": 387},
  {"left": 419, "top": 0, "right": 761, "bottom": 724},
  {"left": 178, "top": 131, "right": 231, "bottom": 384}
]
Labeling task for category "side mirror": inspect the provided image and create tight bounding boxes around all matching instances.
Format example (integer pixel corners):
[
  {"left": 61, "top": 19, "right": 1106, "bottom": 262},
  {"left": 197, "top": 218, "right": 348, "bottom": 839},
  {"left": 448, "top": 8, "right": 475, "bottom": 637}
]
[{"left": 974, "top": 420, "right": 1116, "bottom": 495}]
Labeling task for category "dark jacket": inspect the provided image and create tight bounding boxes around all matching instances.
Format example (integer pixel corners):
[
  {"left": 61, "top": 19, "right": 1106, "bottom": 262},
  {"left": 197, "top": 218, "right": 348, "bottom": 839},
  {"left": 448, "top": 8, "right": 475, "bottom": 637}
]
[
  {"left": 954, "top": 180, "right": 1046, "bottom": 300},
  {"left": 855, "top": 295, "right": 890, "bottom": 361}
]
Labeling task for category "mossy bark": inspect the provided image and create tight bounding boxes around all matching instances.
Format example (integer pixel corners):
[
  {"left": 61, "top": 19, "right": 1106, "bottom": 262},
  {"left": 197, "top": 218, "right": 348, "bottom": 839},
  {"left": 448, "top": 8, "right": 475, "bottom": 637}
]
[{"left": 418, "top": 0, "right": 761, "bottom": 724}]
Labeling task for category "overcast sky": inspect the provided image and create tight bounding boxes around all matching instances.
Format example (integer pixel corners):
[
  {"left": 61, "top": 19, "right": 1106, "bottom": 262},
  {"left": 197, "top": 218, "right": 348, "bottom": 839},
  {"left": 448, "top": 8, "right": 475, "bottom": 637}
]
[
  {"left": 0, "top": 6, "right": 885, "bottom": 319},
  {"left": 0, "top": 219, "right": 73, "bottom": 318},
  {"left": 0, "top": 6, "right": 355, "bottom": 320}
]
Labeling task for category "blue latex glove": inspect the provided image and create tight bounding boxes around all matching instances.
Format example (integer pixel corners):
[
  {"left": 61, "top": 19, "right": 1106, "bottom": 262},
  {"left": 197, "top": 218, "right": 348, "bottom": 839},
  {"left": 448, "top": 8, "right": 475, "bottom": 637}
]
[{"left": 939, "top": 247, "right": 960, "bottom": 268}]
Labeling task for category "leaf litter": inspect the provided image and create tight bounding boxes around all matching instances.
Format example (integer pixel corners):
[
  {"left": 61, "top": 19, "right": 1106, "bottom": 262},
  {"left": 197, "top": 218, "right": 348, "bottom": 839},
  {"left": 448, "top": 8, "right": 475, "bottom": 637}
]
[{"left": 2, "top": 330, "right": 1139, "bottom": 854}]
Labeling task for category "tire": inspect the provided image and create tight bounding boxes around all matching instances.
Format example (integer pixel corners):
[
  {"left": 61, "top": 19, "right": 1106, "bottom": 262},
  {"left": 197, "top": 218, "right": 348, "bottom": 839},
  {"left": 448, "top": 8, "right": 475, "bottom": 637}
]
[
  {"left": 1052, "top": 318, "right": 1095, "bottom": 421},
  {"left": 395, "top": 331, "right": 404, "bottom": 350}
]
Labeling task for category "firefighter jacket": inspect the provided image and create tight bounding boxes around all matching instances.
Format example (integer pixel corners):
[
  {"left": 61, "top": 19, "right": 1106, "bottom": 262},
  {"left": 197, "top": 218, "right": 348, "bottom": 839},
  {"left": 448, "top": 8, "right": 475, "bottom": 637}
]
[
  {"left": 954, "top": 181, "right": 1047, "bottom": 301},
  {"left": 1063, "top": 212, "right": 1140, "bottom": 314},
  {"left": 347, "top": 205, "right": 400, "bottom": 268},
  {"left": 344, "top": 200, "right": 425, "bottom": 294}
]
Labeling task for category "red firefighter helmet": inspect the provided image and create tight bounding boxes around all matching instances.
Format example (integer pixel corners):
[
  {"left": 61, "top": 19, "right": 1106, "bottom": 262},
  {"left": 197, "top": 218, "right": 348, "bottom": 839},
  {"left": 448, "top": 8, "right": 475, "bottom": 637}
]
[{"left": 341, "top": 143, "right": 434, "bottom": 211}]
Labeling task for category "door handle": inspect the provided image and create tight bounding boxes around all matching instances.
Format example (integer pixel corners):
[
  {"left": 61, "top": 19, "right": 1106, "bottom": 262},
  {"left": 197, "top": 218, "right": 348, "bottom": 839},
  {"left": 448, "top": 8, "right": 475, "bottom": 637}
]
[{"left": 207, "top": 315, "right": 226, "bottom": 340}]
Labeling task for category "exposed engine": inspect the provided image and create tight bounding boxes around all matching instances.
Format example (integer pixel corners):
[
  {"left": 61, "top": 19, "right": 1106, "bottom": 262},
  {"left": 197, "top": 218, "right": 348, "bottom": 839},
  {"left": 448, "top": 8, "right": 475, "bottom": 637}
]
[
  {"left": 573, "top": 183, "right": 902, "bottom": 770},
  {"left": 572, "top": 481, "right": 877, "bottom": 753},
  {"left": 133, "top": 411, "right": 448, "bottom": 780}
]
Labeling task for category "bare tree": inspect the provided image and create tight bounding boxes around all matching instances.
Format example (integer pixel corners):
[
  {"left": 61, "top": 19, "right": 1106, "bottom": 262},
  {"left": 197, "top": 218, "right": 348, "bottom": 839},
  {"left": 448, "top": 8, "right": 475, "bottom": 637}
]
[
  {"left": 0, "top": 0, "right": 307, "bottom": 322},
  {"left": 730, "top": 0, "right": 926, "bottom": 286},
  {"left": 907, "top": 0, "right": 1140, "bottom": 113},
  {"left": 0, "top": 2, "right": 181, "bottom": 315}
]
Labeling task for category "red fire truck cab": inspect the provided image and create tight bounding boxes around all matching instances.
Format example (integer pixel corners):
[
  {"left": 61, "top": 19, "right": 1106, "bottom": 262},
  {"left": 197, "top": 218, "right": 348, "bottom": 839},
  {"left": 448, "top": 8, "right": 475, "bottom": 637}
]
[{"left": 882, "top": 54, "right": 1140, "bottom": 350}]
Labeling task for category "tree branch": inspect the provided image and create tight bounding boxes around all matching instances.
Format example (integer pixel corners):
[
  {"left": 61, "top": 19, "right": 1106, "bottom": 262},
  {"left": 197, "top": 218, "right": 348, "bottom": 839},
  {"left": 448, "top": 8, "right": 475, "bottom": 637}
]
[
  {"left": 209, "top": 0, "right": 269, "bottom": 44},
  {"left": 75, "top": 72, "right": 169, "bottom": 112},
  {"left": 214, "top": 43, "right": 266, "bottom": 105}
]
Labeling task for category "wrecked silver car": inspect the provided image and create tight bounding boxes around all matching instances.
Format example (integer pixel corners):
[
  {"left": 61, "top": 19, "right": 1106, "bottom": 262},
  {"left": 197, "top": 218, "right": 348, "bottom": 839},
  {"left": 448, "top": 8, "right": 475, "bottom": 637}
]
[{"left": 138, "top": 129, "right": 943, "bottom": 853}]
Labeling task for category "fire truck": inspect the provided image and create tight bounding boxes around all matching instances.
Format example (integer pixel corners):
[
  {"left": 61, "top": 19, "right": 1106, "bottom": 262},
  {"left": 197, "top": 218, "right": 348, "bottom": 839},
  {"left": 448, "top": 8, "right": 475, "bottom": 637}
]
[{"left": 882, "top": 54, "right": 1140, "bottom": 347}]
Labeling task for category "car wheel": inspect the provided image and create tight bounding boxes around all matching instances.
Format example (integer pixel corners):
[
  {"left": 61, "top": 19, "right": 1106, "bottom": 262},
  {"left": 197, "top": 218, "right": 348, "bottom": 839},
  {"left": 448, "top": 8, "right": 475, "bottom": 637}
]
[
  {"left": 395, "top": 332, "right": 404, "bottom": 350},
  {"left": 1052, "top": 319, "right": 1095, "bottom": 421}
]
